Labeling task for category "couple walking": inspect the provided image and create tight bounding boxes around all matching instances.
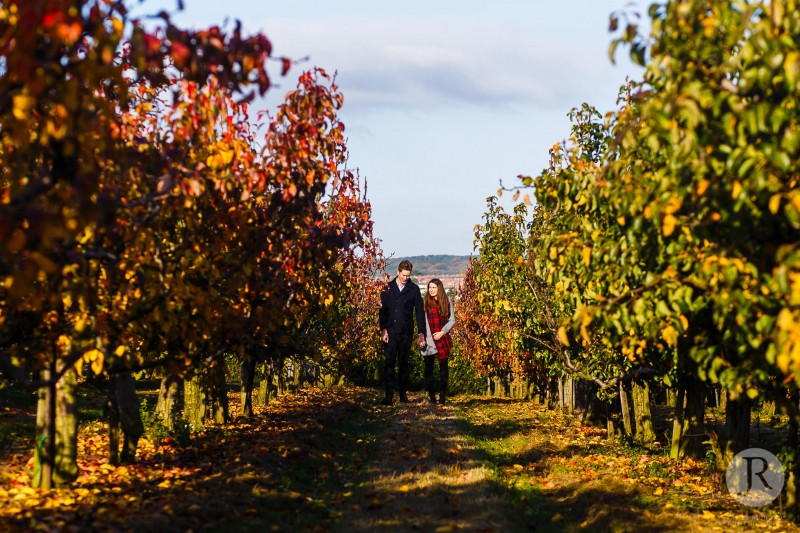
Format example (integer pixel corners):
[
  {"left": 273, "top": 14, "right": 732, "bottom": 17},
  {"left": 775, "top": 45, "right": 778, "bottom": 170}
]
[{"left": 378, "top": 259, "right": 455, "bottom": 406}]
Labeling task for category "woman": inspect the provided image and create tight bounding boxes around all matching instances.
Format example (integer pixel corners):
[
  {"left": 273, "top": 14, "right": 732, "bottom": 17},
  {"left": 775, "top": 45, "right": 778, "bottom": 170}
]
[{"left": 422, "top": 278, "right": 455, "bottom": 405}]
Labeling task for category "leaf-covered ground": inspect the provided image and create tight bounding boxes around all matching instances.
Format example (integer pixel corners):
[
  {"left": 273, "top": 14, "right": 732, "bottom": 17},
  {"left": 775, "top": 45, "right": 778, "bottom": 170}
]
[{"left": 0, "top": 387, "right": 797, "bottom": 532}]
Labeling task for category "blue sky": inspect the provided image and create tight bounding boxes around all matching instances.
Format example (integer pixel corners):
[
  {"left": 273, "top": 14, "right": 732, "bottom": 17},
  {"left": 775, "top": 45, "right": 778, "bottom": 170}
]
[{"left": 134, "top": 1, "right": 645, "bottom": 257}]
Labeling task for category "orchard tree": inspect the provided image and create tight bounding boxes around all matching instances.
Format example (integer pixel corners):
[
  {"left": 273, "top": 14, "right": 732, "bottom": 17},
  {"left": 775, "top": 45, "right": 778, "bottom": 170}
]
[
  {"left": 530, "top": 0, "right": 800, "bottom": 490},
  {"left": 457, "top": 200, "right": 539, "bottom": 397},
  {"left": 0, "top": 0, "right": 287, "bottom": 488}
]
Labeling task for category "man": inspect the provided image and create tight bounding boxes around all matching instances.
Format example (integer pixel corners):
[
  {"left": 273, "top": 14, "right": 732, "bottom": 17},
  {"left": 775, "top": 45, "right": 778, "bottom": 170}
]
[{"left": 379, "top": 259, "right": 425, "bottom": 405}]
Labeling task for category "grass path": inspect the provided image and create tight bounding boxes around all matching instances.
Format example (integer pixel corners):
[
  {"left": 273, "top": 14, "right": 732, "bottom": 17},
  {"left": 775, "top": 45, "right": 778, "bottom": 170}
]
[
  {"left": 343, "top": 392, "right": 796, "bottom": 532},
  {"left": 337, "top": 397, "right": 514, "bottom": 532},
  {"left": 1, "top": 386, "right": 798, "bottom": 532}
]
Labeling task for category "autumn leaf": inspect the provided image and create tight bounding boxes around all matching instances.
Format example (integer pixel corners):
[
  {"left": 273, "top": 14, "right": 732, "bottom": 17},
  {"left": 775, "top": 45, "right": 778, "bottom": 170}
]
[
  {"left": 557, "top": 326, "right": 570, "bottom": 347},
  {"left": 12, "top": 94, "right": 35, "bottom": 120},
  {"left": 662, "top": 214, "right": 676, "bottom": 237}
]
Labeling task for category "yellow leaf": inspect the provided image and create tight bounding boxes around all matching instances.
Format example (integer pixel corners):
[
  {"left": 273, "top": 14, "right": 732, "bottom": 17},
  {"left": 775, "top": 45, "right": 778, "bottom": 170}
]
[
  {"left": 654, "top": 487, "right": 663, "bottom": 495},
  {"left": 616, "top": 215, "right": 626, "bottom": 226},
  {"left": 557, "top": 326, "right": 570, "bottom": 347},
  {"left": 679, "top": 314, "right": 688, "bottom": 331},
  {"left": 731, "top": 180, "right": 742, "bottom": 199},
  {"left": 513, "top": 464, "right": 524, "bottom": 471},
  {"left": 785, "top": 51, "right": 800, "bottom": 84},
  {"left": 111, "top": 17, "right": 124, "bottom": 36},
  {"left": 701, "top": 510, "right": 715, "bottom": 520},
  {"left": 46, "top": 119, "right": 67, "bottom": 140},
  {"left": 114, "top": 345, "right": 127, "bottom": 357},
  {"left": 91, "top": 356, "right": 104, "bottom": 375},
  {"left": 662, "top": 214, "right": 676, "bottom": 237},
  {"left": 696, "top": 179, "right": 710, "bottom": 196},
  {"left": 84, "top": 349, "right": 104, "bottom": 375},
  {"left": 12, "top": 94, "right": 35, "bottom": 120},
  {"left": 769, "top": 194, "right": 782, "bottom": 214},
  {"left": 399, "top": 484, "right": 410, "bottom": 492},
  {"left": 662, "top": 325, "right": 678, "bottom": 347},
  {"left": 582, "top": 246, "right": 591, "bottom": 266},
  {"left": 220, "top": 148, "right": 234, "bottom": 165}
]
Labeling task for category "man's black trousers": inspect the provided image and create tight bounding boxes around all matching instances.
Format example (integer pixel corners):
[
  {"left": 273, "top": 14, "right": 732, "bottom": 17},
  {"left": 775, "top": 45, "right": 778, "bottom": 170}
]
[{"left": 384, "top": 332, "right": 412, "bottom": 399}]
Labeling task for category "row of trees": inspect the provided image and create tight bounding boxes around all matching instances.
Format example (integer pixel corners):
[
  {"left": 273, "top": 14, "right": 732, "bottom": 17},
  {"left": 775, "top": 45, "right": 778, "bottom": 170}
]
[
  {"left": 0, "top": 0, "right": 384, "bottom": 489},
  {"left": 457, "top": 0, "right": 800, "bottom": 513}
]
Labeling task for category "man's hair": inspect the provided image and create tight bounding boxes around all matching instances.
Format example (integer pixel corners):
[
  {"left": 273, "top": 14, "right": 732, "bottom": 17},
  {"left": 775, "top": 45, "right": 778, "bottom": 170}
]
[{"left": 398, "top": 259, "right": 413, "bottom": 272}]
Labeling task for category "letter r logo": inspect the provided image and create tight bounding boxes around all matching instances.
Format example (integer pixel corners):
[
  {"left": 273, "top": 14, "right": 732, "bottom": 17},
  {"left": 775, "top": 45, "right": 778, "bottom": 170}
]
[{"left": 726, "top": 448, "right": 784, "bottom": 507}]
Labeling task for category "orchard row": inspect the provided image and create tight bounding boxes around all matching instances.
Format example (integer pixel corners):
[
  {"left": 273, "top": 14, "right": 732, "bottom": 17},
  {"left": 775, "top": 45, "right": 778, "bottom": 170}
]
[{"left": 0, "top": 1, "right": 384, "bottom": 489}]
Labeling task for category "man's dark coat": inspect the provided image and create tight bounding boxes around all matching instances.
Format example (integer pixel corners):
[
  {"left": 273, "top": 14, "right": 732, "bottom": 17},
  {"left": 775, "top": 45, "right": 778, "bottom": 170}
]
[{"left": 379, "top": 277, "right": 425, "bottom": 336}]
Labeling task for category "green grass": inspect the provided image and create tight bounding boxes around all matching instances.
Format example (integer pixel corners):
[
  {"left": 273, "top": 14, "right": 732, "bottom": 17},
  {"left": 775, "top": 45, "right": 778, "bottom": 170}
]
[{"left": 0, "top": 383, "right": 37, "bottom": 447}]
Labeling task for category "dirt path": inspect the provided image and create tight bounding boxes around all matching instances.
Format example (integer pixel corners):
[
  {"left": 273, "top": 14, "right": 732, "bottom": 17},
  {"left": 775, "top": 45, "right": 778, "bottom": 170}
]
[{"left": 337, "top": 395, "right": 514, "bottom": 532}]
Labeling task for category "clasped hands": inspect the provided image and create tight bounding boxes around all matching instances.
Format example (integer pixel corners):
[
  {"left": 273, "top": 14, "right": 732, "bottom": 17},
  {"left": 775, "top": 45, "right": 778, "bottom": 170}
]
[
  {"left": 380, "top": 329, "right": 428, "bottom": 349},
  {"left": 417, "top": 333, "right": 426, "bottom": 349}
]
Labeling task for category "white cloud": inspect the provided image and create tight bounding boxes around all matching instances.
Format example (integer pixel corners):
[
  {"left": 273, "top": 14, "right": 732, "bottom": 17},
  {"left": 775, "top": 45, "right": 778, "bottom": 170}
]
[{"left": 263, "top": 16, "right": 631, "bottom": 113}]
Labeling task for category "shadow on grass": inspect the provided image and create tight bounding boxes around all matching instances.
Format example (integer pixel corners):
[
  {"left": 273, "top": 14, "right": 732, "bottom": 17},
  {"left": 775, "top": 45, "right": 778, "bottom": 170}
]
[
  {"left": 0, "top": 390, "right": 717, "bottom": 532},
  {"left": 2, "top": 387, "right": 389, "bottom": 533},
  {"left": 455, "top": 396, "right": 693, "bottom": 533}
]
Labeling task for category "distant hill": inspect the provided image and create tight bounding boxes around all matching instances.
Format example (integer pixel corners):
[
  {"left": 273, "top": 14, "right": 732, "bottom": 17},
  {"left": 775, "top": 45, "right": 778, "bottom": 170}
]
[{"left": 384, "top": 255, "right": 471, "bottom": 277}]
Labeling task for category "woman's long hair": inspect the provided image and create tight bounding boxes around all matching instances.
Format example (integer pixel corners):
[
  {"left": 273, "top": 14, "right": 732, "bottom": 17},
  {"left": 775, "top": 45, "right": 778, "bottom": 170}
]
[{"left": 424, "top": 278, "right": 450, "bottom": 316}]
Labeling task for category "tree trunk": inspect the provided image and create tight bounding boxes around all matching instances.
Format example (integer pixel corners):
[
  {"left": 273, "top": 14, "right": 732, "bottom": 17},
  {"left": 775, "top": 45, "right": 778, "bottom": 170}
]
[
  {"left": 32, "top": 367, "right": 55, "bottom": 489},
  {"left": 108, "top": 377, "right": 120, "bottom": 465},
  {"left": 241, "top": 358, "right": 256, "bottom": 417},
  {"left": 781, "top": 387, "right": 799, "bottom": 518},
  {"left": 184, "top": 376, "right": 205, "bottom": 429},
  {"left": 723, "top": 392, "right": 751, "bottom": 462},
  {"left": 276, "top": 357, "right": 287, "bottom": 397},
  {"left": 582, "top": 387, "right": 606, "bottom": 427},
  {"left": 632, "top": 381, "right": 657, "bottom": 446},
  {"left": 606, "top": 396, "right": 623, "bottom": 440},
  {"left": 546, "top": 377, "right": 559, "bottom": 410},
  {"left": 670, "top": 376, "right": 706, "bottom": 459},
  {"left": 670, "top": 384, "right": 686, "bottom": 460},
  {"left": 184, "top": 365, "right": 230, "bottom": 428},
  {"left": 259, "top": 360, "right": 276, "bottom": 406},
  {"left": 114, "top": 372, "right": 144, "bottom": 464},
  {"left": 561, "top": 377, "right": 574, "bottom": 413},
  {"left": 156, "top": 375, "right": 184, "bottom": 432},
  {"left": 33, "top": 359, "right": 76, "bottom": 488},
  {"left": 619, "top": 382, "right": 633, "bottom": 437},
  {"left": 665, "top": 387, "right": 677, "bottom": 408},
  {"left": 54, "top": 365, "right": 78, "bottom": 485}
]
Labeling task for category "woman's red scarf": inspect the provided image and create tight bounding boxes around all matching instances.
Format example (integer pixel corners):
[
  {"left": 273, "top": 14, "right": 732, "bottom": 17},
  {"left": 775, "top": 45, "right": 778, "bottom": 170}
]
[{"left": 426, "top": 303, "right": 452, "bottom": 360}]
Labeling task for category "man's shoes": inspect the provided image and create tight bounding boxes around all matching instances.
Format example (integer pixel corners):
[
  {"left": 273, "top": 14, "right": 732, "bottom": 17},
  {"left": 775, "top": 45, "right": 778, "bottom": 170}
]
[
  {"left": 428, "top": 393, "right": 436, "bottom": 404},
  {"left": 438, "top": 395, "right": 446, "bottom": 405},
  {"left": 381, "top": 396, "right": 393, "bottom": 406}
]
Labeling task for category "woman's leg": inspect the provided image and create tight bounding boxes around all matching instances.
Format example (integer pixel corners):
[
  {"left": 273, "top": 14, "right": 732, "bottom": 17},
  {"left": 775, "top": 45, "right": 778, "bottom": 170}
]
[
  {"left": 424, "top": 356, "right": 436, "bottom": 402},
  {"left": 439, "top": 357, "right": 449, "bottom": 404}
]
